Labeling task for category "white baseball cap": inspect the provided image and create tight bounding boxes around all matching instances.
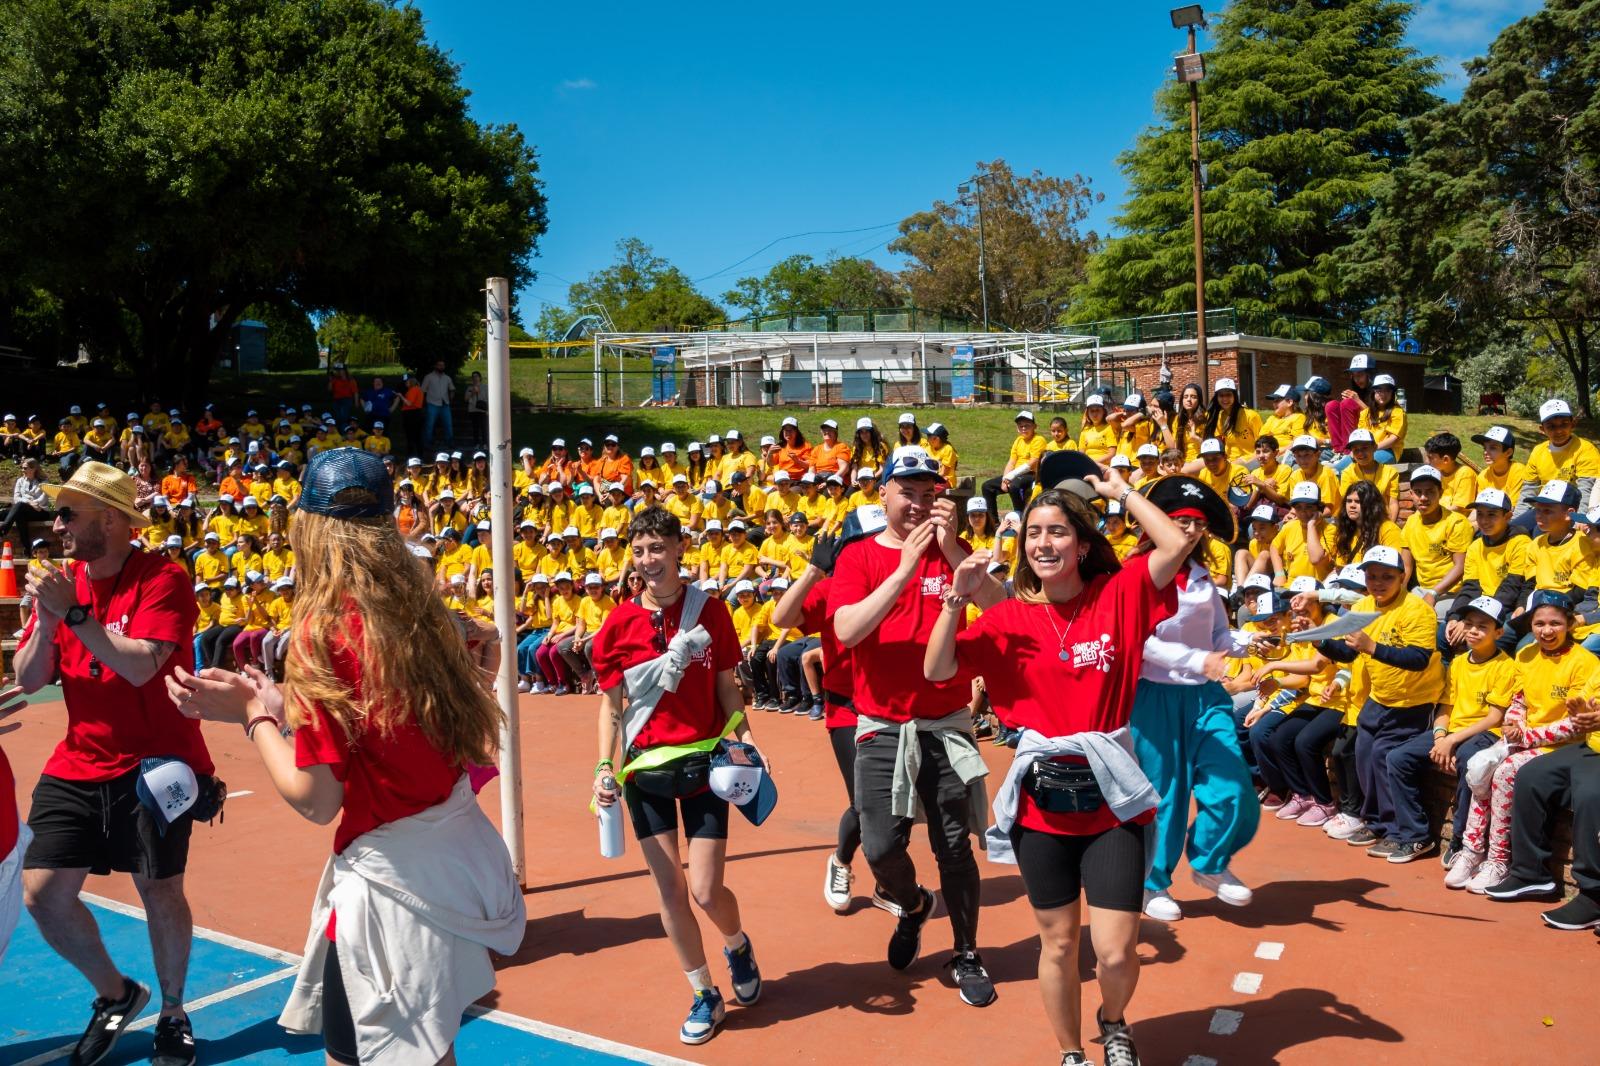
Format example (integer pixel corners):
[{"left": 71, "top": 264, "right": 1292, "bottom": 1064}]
[
  {"left": 1470, "top": 425, "right": 1514, "bottom": 448},
  {"left": 1539, "top": 398, "right": 1573, "bottom": 423},
  {"left": 1349, "top": 353, "right": 1373, "bottom": 371},
  {"left": 1288, "top": 575, "right": 1322, "bottom": 594},
  {"left": 1242, "top": 573, "right": 1273, "bottom": 592},
  {"left": 773, "top": 470, "right": 791, "bottom": 482},
  {"left": 1290, "top": 434, "right": 1320, "bottom": 451},
  {"left": 781, "top": 416, "right": 798, "bottom": 428},
  {"left": 562, "top": 525, "right": 580, "bottom": 537},
  {"left": 1290, "top": 481, "right": 1321, "bottom": 505},
  {"left": 898, "top": 411, "right": 917, "bottom": 425},
  {"left": 760, "top": 435, "right": 776, "bottom": 447},
  {"left": 1458, "top": 596, "right": 1506, "bottom": 624},
  {"left": 1358, "top": 545, "right": 1404, "bottom": 570},
  {"left": 600, "top": 526, "right": 618, "bottom": 539},
  {"left": 1468, "top": 488, "right": 1512, "bottom": 512},
  {"left": 704, "top": 519, "right": 724, "bottom": 532},
  {"left": 583, "top": 572, "right": 602, "bottom": 585},
  {"left": 1372, "top": 373, "right": 1397, "bottom": 389},
  {"left": 1085, "top": 394, "right": 1106, "bottom": 407},
  {"left": 1199, "top": 438, "right": 1224, "bottom": 456},
  {"left": 1212, "top": 377, "right": 1237, "bottom": 393},
  {"left": 820, "top": 418, "right": 838, "bottom": 430},
  {"left": 1136, "top": 443, "right": 1160, "bottom": 459},
  {"left": 1249, "top": 504, "right": 1277, "bottom": 524},
  {"left": 553, "top": 570, "right": 574, "bottom": 582},
  {"left": 672, "top": 473, "right": 688, "bottom": 484},
  {"left": 855, "top": 416, "right": 874, "bottom": 430},
  {"left": 1347, "top": 428, "right": 1375, "bottom": 445},
  {"left": 728, "top": 519, "right": 747, "bottom": 531},
  {"left": 965, "top": 497, "right": 988, "bottom": 513},
  {"left": 1110, "top": 454, "right": 1132, "bottom": 469},
  {"left": 1408, "top": 464, "right": 1442, "bottom": 486},
  {"left": 732, "top": 579, "right": 756, "bottom": 596}
]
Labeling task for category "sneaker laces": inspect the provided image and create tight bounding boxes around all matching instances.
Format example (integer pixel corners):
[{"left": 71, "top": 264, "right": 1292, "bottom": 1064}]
[
  {"left": 1103, "top": 1027, "right": 1139, "bottom": 1066},
  {"left": 827, "top": 859, "right": 851, "bottom": 897},
  {"left": 947, "top": 950, "right": 986, "bottom": 981}
]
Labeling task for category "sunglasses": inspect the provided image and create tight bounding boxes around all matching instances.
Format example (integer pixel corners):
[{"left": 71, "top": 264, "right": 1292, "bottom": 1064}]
[
  {"left": 55, "top": 506, "right": 106, "bottom": 525},
  {"left": 649, "top": 609, "right": 668, "bottom": 653}
]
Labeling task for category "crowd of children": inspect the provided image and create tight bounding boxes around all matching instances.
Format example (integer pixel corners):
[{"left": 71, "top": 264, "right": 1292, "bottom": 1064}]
[{"left": 7, "top": 353, "right": 1599, "bottom": 930}]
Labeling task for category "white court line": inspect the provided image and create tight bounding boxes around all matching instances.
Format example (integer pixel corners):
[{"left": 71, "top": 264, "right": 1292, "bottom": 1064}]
[
  {"left": 69, "top": 893, "right": 703, "bottom": 1066},
  {"left": 226, "top": 789, "right": 253, "bottom": 798},
  {"left": 1231, "top": 971, "right": 1263, "bottom": 995},
  {"left": 1209, "top": 1008, "right": 1244, "bottom": 1036},
  {"left": 1254, "top": 940, "right": 1284, "bottom": 961}
]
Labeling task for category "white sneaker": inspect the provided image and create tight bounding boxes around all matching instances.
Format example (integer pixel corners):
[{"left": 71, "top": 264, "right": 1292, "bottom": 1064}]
[
  {"left": 1142, "top": 889, "right": 1183, "bottom": 922},
  {"left": 1466, "top": 859, "right": 1508, "bottom": 895},
  {"left": 532, "top": 682, "right": 549, "bottom": 694},
  {"left": 516, "top": 679, "right": 531, "bottom": 693},
  {"left": 1324, "top": 813, "right": 1364, "bottom": 840},
  {"left": 823, "top": 854, "right": 854, "bottom": 913},
  {"left": 1192, "top": 868, "right": 1253, "bottom": 907},
  {"left": 1443, "top": 849, "right": 1483, "bottom": 890}
]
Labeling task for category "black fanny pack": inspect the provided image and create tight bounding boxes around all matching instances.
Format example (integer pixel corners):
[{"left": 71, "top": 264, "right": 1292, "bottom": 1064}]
[
  {"left": 629, "top": 751, "right": 713, "bottom": 799},
  {"left": 1024, "top": 760, "right": 1104, "bottom": 814}
]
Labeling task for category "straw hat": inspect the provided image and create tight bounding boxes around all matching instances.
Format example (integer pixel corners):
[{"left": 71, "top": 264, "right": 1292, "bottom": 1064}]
[{"left": 42, "top": 461, "right": 150, "bottom": 527}]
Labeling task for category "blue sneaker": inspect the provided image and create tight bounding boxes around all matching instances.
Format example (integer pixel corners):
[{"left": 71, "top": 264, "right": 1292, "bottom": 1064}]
[
  {"left": 807, "top": 702, "right": 824, "bottom": 721},
  {"left": 679, "top": 988, "right": 725, "bottom": 1045},
  {"left": 724, "top": 935, "right": 762, "bottom": 1005}
]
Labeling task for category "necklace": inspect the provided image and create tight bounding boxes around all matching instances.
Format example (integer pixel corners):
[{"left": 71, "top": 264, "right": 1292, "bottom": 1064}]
[{"left": 1040, "top": 590, "right": 1088, "bottom": 662}]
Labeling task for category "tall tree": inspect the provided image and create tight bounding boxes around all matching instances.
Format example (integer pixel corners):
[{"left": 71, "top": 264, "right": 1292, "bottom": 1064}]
[
  {"left": 1342, "top": 0, "right": 1600, "bottom": 414},
  {"left": 0, "top": 0, "right": 546, "bottom": 408},
  {"left": 539, "top": 238, "right": 723, "bottom": 336},
  {"left": 721, "top": 254, "right": 905, "bottom": 319},
  {"left": 1071, "top": 0, "right": 1439, "bottom": 325},
  {"left": 891, "top": 160, "right": 1100, "bottom": 332}
]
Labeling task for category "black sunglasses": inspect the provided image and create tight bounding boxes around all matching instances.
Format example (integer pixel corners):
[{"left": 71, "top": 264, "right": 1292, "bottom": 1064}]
[{"left": 55, "top": 506, "right": 104, "bottom": 525}]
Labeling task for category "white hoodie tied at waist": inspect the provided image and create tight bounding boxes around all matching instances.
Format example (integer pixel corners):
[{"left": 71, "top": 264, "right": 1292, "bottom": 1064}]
[
  {"left": 855, "top": 709, "right": 989, "bottom": 834},
  {"left": 279, "top": 775, "right": 526, "bottom": 1066},
  {"left": 985, "top": 727, "right": 1159, "bottom": 865}
]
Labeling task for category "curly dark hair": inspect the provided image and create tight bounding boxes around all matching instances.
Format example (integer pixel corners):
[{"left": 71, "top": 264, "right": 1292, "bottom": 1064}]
[
  {"left": 1333, "top": 480, "right": 1387, "bottom": 565},
  {"left": 628, "top": 505, "right": 682, "bottom": 543}
]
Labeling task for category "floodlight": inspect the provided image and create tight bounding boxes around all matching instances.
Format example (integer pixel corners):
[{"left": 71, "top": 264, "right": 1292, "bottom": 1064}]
[{"left": 1170, "top": 5, "right": 1206, "bottom": 29}]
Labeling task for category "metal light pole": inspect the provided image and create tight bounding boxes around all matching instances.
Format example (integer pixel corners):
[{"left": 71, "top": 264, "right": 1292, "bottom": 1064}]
[
  {"left": 959, "top": 178, "right": 991, "bottom": 332},
  {"left": 1172, "top": 5, "right": 1209, "bottom": 392}
]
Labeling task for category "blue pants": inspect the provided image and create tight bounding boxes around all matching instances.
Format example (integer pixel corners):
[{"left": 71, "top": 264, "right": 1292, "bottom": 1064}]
[
  {"left": 422, "top": 403, "right": 453, "bottom": 449},
  {"left": 332, "top": 397, "right": 353, "bottom": 426},
  {"left": 1248, "top": 709, "right": 1292, "bottom": 796},
  {"left": 1355, "top": 699, "right": 1433, "bottom": 838},
  {"left": 1385, "top": 728, "right": 1495, "bottom": 845},
  {"left": 192, "top": 635, "right": 206, "bottom": 675},
  {"left": 1131, "top": 680, "right": 1260, "bottom": 892},
  {"left": 517, "top": 628, "right": 549, "bottom": 677}
]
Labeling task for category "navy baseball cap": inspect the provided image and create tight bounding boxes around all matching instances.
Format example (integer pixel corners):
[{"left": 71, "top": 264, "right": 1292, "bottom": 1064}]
[{"left": 296, "top": 447, "right": 394, "bottom": 518}]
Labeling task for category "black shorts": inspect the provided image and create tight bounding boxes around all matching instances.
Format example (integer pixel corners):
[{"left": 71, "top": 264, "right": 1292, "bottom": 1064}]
[
  {"left": 25, "top": 770, "right": 193, "bottom": 879},
  {"left": 1009, "top": 821, "right": 1145, "bottom": 913},
  {"left": 623, "top": 781, "right": 729, "bottom": 842},
  {"left": 321, "top": 946, "right": 360, "bottom": 1066}
]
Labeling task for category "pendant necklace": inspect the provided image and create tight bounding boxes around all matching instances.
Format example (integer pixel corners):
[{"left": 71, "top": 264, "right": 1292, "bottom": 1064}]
[{"left": 1041, "top": 591, "right": 1086, "bottom": 662}]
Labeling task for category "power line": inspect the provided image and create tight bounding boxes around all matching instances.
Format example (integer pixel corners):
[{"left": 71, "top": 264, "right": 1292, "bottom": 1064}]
[{"left": 693, "top": 221, "right": 901, "bottom": 283}]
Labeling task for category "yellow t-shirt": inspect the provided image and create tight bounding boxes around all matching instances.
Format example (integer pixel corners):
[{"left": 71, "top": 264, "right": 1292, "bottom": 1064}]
[
  {"left": 1288, "top": 464, "right": 1341, "bottom": 511},
  {"left": 1253, "top": 461, "right": 1295, "bottom": 503},
  {"left": 216, "top": 590, "right": 248, "bottom": 628},
  {"left": 1321, "top": 520, "right": 1403, "bottom": 569},
  {"left": 595, "top": 542, "right": 629, "bottom": 583},
  {"left": 571, "top": 503, "right": 604, "bottom": 539},
  {"left": 1443, "top": 651, "right": 1516, "bottom": 733},
  {"left": 1358, "top": 405, "right": 1408, "bottom": 453},
  {"left": 1477, "top": 460, "right": 1528, "bottom": 504},
  {"left": 1271, "top": 519, "right": 1326, "bottom": 581},
  {"left": 435, "top": 542, "right": 473, "bottom": 580},
  {"left": 549, "top": 592, "right": 581, "bottom": 632},
  {"left": 537, "top": 551, "right": 571, "bottom": 580},
  {"left": 1077, "top": 422, "right": 1118, "bottom": 460},
  {"left": 719, "top": 540, "right": 760, "bottom": 578},
  {"left": 519, "top": 589, "right": 551, "bottom": 629},
  {"left": 193, "top": 600, "right": 222, "bottom": 635},
  {"left": 1516, "top": 643, "right": 1600, "bottom": 748},
  {"left": 363, "top": 434, "right": 392, "bottom": 455},
  {"left": 925, "top": 441, "right": 958, "bottom": 480},
  {"left": 785, "top": 533, "right": 814, "bottom": 578},
  {"left": 262, "top": 547, "right": 295, "bottom": 583},
  {"left": 271, "top": 476, "right": 302, "bottom": 505},
  {"left": 663, "top": 492, "right": 702, "bottom": 529},
  {"left": 1525, "top": 436, "right": 1600, "bottom": 489},
  {"left": 577, "top": 594, "right": 616, "bottom": 634},
  {"left": 1437, "top": 465, "right": 1478, "bottom": 514},
  {"left": 1260, "top": 411, "right": 1308, "bottom": 445},
  {"left": 265, "top": 596, "right": 294, "bottom": 633},
  {"left": 730, "top": 601, "right": 767, "bottom": 646},
  {"left": 1106, "top": 530, "right": 1140, "bottom": 562},
  {"left": 1463, "top": 533, "right": 1530, "bottom": 598},
  {"left": 512, "top": 541, "right": 546, "bottom": 582},
  {"left": 1200, "top": 536, "right": 1233, "bottom": 587},
  {"left": 192, "top": 550, "right": 231, "bottom": 588},
  {"left": 1196, "top": 461, "right": 1248, "bottom": 503},
  {"left": 1215, "top": 408, "right": 1265, "bottom": 461},
  {"left": 1005, "top": 433, "right": 1047, "bottom": 477},
  {"left": 1350, "top": 592, "right": 1443, "bottom": 707},
  {"left": 1339, "top": 461, "right": 1400, "bottom": 507},
  {"left": 230, "top": 551, "right": 264, "bottom": 584},
  {"left": 702, "top": 498, "right": 736, "bottom": 526},
  {"left": 1401, "top": 510, "right": 1473, "bottom": 592},
  {"left": 600, "top": 504, "right": 632, "bottom": 536}
]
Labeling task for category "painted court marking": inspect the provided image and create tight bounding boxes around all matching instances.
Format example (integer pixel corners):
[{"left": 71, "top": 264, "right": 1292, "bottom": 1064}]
[
  {"left": 1208, "top": 1008, "right": 1244, "bottom": 1036},
  {"left": 15, "top": 893, "right": 700, "bottom": 1066},
  {"left": 1253, "top": 940, "right": 1284, "bottom": 960},
  {"left": 226, "top": 789, "right": 254, "bottom": 798},
  {"left": 1231, "top": 971, "right": 1263, "bottom": 995}
]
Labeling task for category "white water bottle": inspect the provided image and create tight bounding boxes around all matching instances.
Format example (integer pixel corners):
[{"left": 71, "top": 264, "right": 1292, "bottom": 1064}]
[{"left": 597, "top": 775, "right": 624, "bottom": 859}]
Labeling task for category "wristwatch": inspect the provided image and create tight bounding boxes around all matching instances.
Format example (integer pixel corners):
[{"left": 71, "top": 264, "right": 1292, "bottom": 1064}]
[{"left": 63, "top": 604, "right": 91, "bottom": 628}]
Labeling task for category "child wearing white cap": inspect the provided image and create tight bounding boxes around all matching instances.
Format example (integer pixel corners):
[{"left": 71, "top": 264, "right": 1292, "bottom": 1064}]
[
  {"left": 981, "top": 409, "right": 1045, "bottom": 515},
  {"left": 1522, "top": 397, "right": 1600, "bottom": 517},
  {"left": 849, "top": 417, "right": 888, "bottom": 478},
  {"left": 1355, "top": 374, "right": 1405, "bottom": 463}
]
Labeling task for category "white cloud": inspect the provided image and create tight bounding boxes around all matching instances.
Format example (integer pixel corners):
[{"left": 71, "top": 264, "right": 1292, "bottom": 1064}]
[
  {"left": 1410, "top": 0, "right": 1541, "bottom": 50},
  {"left": 559, "top": 78, "right": 597, "bottom": 92}
]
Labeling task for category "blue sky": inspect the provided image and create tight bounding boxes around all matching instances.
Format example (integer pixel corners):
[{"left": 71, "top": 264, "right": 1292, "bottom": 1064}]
[{"left": 412, "top": 0, "right": 1540, "bottom": 324}]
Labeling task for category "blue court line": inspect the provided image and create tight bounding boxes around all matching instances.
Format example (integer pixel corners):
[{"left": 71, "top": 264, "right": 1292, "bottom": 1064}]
[{"left": 1, "top": 896, "right": 695, "bottom": 1065}]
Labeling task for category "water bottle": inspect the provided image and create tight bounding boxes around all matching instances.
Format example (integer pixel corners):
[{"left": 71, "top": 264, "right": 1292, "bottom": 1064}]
[{"left": 597, "top": 775, "right": 624, "bottom": 859}]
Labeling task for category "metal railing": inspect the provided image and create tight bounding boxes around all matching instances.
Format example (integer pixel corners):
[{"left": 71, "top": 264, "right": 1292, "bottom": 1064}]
[
  {"left": 540, "top": 365, "right": 1133, "bottom": 410},
  {"left": 695, "top": 306, "right": 983, "bottom": 335},
  {"left": 1063, "top": 307, "right": 1410, "bottom": 352}
]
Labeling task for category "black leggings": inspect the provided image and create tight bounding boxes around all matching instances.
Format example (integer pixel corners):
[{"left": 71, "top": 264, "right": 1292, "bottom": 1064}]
[
  {"left": 981, "top": 473, "right": 1035, "bottom": 516},
  {"left": 1329, "top": 723, "right": 1363, "bottom": 816},
  {"left": 1009, "top": 821, "right": 1146, "bottom": 912},
  {"left": 200, "top": 625, "right": 241, "bottom": 668},
  {"left": 1265, "top": 704, "right": 1341, "bottom": 805},
  {"left": 828, "top": 725, "right": 861, "bottom": 864},
  {"left": 321, "top": 947, "right": 359, "bottom": 1066}
]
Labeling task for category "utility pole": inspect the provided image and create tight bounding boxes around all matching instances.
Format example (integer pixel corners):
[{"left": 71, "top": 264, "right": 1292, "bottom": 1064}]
[
  {"left": 960, "top": 177, "right": 991, "bottom": 332},
  {"left": 1172, "top": 6, "right": 1209, "bottom": 392}
]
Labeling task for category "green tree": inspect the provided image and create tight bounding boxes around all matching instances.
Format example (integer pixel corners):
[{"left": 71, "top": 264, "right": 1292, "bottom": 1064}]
[
  {"left": 0, "top": 0, "right": 546, "bottom": 409},
  {"left": 1343, "top": 0, "right": 1600, "bottom": 414},
  {"left": 541, "top": 238, "right": 723, "bottom": 336},
  {"left": 721, "top": 255, "right": 905, "bottom": 319},
  {"left": 891, "top": 160, "right": 1101, "bottom": 332},
  {"left": 1072, "top": 0, "right": 1438, "bottom": 325},
  {"left": 243, "top": 302, "right": 319, "bottom": 371},
  {"left": 316, "top": 312, "right": 397, "bottom": 367}
]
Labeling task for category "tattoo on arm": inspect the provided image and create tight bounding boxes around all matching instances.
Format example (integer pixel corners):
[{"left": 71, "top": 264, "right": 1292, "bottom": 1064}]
[{"left": 142, "top": 640, "right": 176, "bottom": 671}]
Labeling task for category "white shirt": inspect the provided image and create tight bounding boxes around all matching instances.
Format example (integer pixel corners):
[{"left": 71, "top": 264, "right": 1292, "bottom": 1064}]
[
  {"left": 1139, "top": 560, "right": 1252, "bottom": 685},
  {"left": 421, "top": 370, "right": 454, "bottom": 406},
  {"left": 12, "top": 475, "right": 47, "bottom": 509}
]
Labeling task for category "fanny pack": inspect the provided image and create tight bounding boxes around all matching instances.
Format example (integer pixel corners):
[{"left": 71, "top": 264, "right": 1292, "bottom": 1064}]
[
  {"left": 1024, "top": 759, "right": 1103, "bottom": 815},
  {"left": 628, "top": 750, "right": 713, "bottom": 799}
]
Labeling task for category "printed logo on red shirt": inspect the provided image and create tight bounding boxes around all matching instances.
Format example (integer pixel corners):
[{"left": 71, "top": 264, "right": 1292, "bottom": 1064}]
[
  {"left": 920, "top": 574, "right": 948, "bottom": 597},
  {"left": 1071, "top": 632, "right": 1117, "bottom": 673}
]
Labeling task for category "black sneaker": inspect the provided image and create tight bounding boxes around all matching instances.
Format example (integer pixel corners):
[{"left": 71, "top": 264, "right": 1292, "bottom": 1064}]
[
  {"left": 151, "top": 1015, "right": 197, "bottom": 1066},
  {"left": 945, "top": 950, "right": 997, "bottom": 1007},
  {"left": 1343, "top": 825, "right": 1376, "bottom": 846},
  {"left": 1386, "top": 840, "right": 1438, "bottom": 864},
  {"left": 1540, "top": 893, "right": 1600, "bottom": 930},
  {"left": 887, "top": 886, "right": 934, "bottom": 971},
  {"left": 70, "top": 977, "right": 150, "bottom": 1066},
  {"left": 1098, "top": 1008, "right": 1142, "bottom": 1066},
  {"left": 1365, "top": 837, "right": 1400, "bottom": 858},
  {"left": 1484, "top": 873, "right": 1560, "bottom": 901},
  {"left": 1440, "top": 841, "right": 1460, "bottom": 870}
]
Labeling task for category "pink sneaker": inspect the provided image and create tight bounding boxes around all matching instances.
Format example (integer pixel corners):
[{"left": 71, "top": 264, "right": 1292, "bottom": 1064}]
[
  {"left": 1260, "top": 791, "right": 1288, "bottom": 810},
  {"left": 1275, "top": 795, "right": 1312, "bottom": 820},
  {"left": 1296, "top": 801, "right": 1337, "bottom": 827}
]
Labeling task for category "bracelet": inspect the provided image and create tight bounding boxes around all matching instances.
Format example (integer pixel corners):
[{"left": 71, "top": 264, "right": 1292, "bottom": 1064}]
[
  {"left": 1433, "top": 728, "right": 1448, "bottom": 736},
  {"left": 594, "top": 758, "right": 614, "bottom": 775},
  {"left": 943, "top": 592, "right": 970, "bottom": 611},
  {"left": 245, "top": 714, "right": 279, "bottom": 740},
  {"left": 1117, "top": 487, "right": 1134, "bottom": 507}
]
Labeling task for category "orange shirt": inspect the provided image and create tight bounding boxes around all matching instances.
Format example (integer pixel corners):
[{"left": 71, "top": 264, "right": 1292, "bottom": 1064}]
[
  {"left": 812, "top": 441, "right": 852, "bottom": 476},
  {"left": 597, "top": 454, "right": 634, "bottom": 492},
  {"left": 401, "top": 385, "right": 425, "bottom": 412},
  {"left": 774, "top": 443, "right": 813, "bottom": 478},
  {"left": 160, "top": 473, "right": 196, "bottom": 505}
]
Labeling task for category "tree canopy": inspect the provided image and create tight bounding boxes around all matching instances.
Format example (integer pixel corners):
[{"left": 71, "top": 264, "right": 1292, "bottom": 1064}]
[
  {"left": 1343, "top": 0, "right": 1600, "bottom": 413},
  {"left": 1071, "top": 0, "right": 1439, "bottom": 325},
  {"left": 721, "top": 255, "right": 905, "bottom": 321},
  {"left": 535, "top": 238, "right": 724, "bottom": 338},
  {"left": 0, "top": 0, "right": 546, "bottom": 406},
  {"left": 891, "top": 160, "right": 1101, "bottom": 332}
]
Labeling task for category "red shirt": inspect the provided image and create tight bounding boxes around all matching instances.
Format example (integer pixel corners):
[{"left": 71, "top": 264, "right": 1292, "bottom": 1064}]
[
  {"left": 293, "top": 618, "right": 460, "bottom": 855},
  {"left": 826, "top": 534, "right": 972, "bottom": 723},
  {"left": 330, "top": 376, "right": 359, "bottom": 400},
  {"left": 22, "top": 552, "right": 209, "bottom": 782},
  {"left": 591, "top": 592, "right": 741, "bottom": 750},
  {"left": 955, "top": 556, "right": 1175, "bottom": 835},
  {"left": 798, "top": 579, "right": 855, "bottom": 729}
]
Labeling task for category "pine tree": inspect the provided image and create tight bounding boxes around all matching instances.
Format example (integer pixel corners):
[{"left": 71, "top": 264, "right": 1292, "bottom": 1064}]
[{"left": 1070, "top": 0, "right": 1439, "bottom": 327}]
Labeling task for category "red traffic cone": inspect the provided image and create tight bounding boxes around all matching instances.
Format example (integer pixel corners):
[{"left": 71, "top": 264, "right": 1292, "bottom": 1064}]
[{"left": 0, "top": 542, "right": 16, "bottom": 598}]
